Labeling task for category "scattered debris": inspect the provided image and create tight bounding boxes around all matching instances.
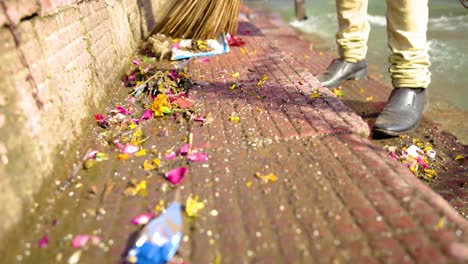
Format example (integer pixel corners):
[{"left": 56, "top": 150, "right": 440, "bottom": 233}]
[
  {"left": 255, "top": 172, "right": 278, "bottom": 183},
  {"left": 185, "top": 195, "right": 205, "bottom": 217},
  {"left": 126, "top": 202, "right": 183, "bottom": 264}
]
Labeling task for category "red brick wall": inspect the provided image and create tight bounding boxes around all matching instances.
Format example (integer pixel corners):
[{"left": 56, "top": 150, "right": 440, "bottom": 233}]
[{"left": 0, "top": 0, "right": 170, "bottom": 237}]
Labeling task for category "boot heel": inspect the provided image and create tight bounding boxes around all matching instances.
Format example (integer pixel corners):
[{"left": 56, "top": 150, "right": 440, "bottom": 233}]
[{"left": 348, "top": 68, "right": 368, "bottom": 80}]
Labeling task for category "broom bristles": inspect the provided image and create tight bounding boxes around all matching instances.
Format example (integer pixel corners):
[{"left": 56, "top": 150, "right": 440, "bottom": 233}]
[{"left": 153, "top": 0, "right": 241, "bottom": 39}]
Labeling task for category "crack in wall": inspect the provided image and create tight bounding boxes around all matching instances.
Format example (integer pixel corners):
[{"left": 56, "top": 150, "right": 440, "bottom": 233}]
[{"left": 1, "top": 2, "right": 43, "bottom": 109}]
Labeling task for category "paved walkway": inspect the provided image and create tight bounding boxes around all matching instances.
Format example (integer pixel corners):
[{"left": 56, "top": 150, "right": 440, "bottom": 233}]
[{"left": 2, "top": 9, "right": 468, "bottom": 264}]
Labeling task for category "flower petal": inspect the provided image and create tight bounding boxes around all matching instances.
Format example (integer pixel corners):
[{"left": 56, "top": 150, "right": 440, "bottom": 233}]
[
  {"left": 131, "top": 213, "right": 154, "bottom": 225},
  {"left": 178, "top": 144, "right": 190, "bottom": 156},
  {"left": 185, "top": 195, "right": 205, "bottom": 217},
  {"left": 72, "top": 235, "right": 90, "bottom": 248},
  {"left": 38, "top": 235, "right": 49, "bottom": 248},
  {"left": 116, "top": 106, "right": 131, "bottom": 115},
  {"left": 165, "top": 152, "right": 177, "bottom": 160},
  {"left": 187, "top": 152, "right": 208, "bottom": 162},
  {"left": 165, "top": 167, "right": 188, "bottom": 185},
  {"left": 121, "top": 144, "right": 140, "bottom": 155},
  {"left": 140, "top": 109, "right": 153, "bottom": 121}
]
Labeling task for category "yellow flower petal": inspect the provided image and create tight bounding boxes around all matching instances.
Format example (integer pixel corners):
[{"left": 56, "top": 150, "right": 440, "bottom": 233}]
[
  {"left": 185, "top": 195, "right": 205, "bottom": 217},
  {"left": 135, "top": 148, "right": 146, "bottom": 157},
  {"left": 256, "top": 172, "right": 278, "bottom": 182},
  {"left": 152, "top": 158, "right": 161, "bottom": 167},
  {"left": 246, "top": 181, "right": 252, "bottom": 187},
  {"left": 154, "top": 200, "right": 165, "bottom": 213},
  {"left": 118, "top": 153, "right": 130, "bottom": 160},
  {"left": 151, "top": 94, "right": 171, "bottom": 117},
  {"left": 229, "top": 116, "right": 240, "bottom": 122},
  {"left": 331, "top": 87, "right": 344, "bottom": 98},
  {"left": 232, "top": 72, "right": 240, "bottom": 78},
  {"left": 309, "top": 90, "right": 322, "bottom": 98},
  {"left": 143, "top": 160, "right": 156, "bottom": 170}
]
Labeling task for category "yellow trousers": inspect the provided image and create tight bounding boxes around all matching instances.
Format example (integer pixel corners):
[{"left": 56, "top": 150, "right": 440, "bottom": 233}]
[{"left": 336, "top": 0, "right": 431, "bottom": 88}]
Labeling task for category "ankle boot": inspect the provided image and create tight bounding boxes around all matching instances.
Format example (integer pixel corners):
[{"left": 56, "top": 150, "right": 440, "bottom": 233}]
[{"left": 317, "top": 59, "right": 368, "bottom": 88}]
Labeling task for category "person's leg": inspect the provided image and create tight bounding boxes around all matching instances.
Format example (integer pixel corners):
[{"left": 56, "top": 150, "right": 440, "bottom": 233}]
[
  {"left": 336, "top": 0, "right": 370, "bottom": 63},
  {"left": 386, "top": 0, "right": 431, "bottom": 88},
  {"left": 373, "top": 0, "right": 430, "bottom": 136},
  {"left": 317, "top": 0, "right": 370, "bottom": 88}
]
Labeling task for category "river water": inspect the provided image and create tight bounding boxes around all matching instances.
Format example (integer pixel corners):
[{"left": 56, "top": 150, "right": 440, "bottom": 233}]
[{"left": 245, "top": 0, "right": 468, "bottom": 143}]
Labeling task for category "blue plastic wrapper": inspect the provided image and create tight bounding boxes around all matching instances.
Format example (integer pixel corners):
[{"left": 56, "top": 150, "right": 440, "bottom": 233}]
[{"left": 127, "top": 202, "right": 183, "bottom": 264}]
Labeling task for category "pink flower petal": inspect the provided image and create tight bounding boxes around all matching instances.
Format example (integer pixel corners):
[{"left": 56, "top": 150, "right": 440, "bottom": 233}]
[
  {"left": 140, "top": 109, "right": 153, "bottom": 120},
  {"left": 165, "top": 167, "right": 188, "bottom": 185},
  {"left": 132, "top": 59, "right": 141, "bottom": 65},
  {"left": 187, "top": 152, "right": 209, "bottom": 162},
  {"left": 131, "top": 212, "right": 154, "bottom": 225},
  {"left": 121, "top": 144, "right": 140, "bottom": 155},
  {"left": 72, "top": 235, "right": 90, "bottom": 248},
  {"left": 169, "top": 70, "right": 179, "bottom": 81},
  {"left": 165, "top": 152, "right": 177, "bottom": 160},
  {"left": 128, "top": 97, "right": 136, "bottom": 103},
  {"left": 38, "top": 235, "right": 49, "bottom": 248},
  {"left": 116, "top": 106, "right": 131, "bottom": 115},
  {"left": 417, "top": 156, "right": 429, "bottom": 169},
  {"left": 90, "top": 236, "right": 101, "bottom": 245},
  {"left": 178, "top": 144, "right": 190, "bottom": 156},
  {"left": 194, "top": 117, "right": 205, "bottom": 122},
  {"left": 87, "top": 150, "right": 98, "bottom": 159},
  {"left": 200, "top": 58, "right": 211, "bottom": 63}
]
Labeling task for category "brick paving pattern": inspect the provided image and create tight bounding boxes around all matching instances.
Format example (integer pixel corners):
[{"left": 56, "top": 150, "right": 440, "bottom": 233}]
[{"left": 2, "top": 11, "right": 468, "bottom": 264}]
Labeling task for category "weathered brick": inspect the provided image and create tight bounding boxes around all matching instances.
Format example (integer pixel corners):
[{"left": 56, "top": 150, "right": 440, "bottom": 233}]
[
  {"left": 38, "top": 0, "right": 77, "bottom": 16},
  {"left": 2, "top": 0, "right": 39, "bottom": 25}
]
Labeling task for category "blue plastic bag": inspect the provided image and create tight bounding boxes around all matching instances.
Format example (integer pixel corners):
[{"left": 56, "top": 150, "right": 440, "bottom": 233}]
[{"left": 126, "top": 202, "right": 183, "bottom": 264}]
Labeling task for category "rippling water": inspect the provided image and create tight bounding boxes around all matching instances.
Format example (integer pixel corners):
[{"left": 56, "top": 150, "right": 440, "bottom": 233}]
[{"left": 246, "top": 0, "right": 468, "bottom": 111}]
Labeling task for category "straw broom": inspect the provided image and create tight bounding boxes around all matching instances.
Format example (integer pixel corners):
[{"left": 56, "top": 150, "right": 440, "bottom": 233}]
[{"left": 153, "top": 0, "right": 242, "bottom": 39}]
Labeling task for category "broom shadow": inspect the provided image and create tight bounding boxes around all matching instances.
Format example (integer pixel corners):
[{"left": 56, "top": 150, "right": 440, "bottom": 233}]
[{"left": 137, "top": 0, "right": 156, "bottom": 39}]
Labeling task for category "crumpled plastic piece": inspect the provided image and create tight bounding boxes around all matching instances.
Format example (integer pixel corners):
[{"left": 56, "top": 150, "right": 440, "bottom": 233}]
[{"left": 126, "top": 202, "right": 183, "bottom": 264}]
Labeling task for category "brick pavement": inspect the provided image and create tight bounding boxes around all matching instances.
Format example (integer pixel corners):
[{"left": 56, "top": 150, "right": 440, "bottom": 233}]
[{"left": 2, "top": 11, "right": 468, "bottom": 264}]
